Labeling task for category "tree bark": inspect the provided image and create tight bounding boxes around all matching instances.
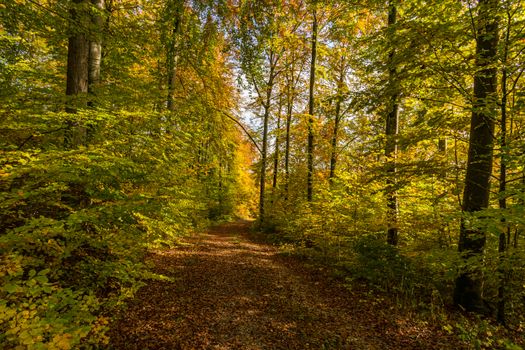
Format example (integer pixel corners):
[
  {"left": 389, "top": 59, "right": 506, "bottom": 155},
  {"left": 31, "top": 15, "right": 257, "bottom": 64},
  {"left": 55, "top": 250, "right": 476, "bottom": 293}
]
[
  {"left": 454, "top": 0, "right": 499, "bottom": 313},
  {"left": 329, "top": 56, "right": 345, "bottom": 183},
  {"left": 88, "top": 0, "right": 105, "bottom": 99},
  {"left": 65, "top": 0, "right": 90, "bottom": 148},
  {"left": 273, "top": 94, "right": 283, "bottom": 191},
  {"left": 86, "top": 0, "right": 105, "bottom": 142},
  {"left": 258, "top": 51, "right": 276, "bottom": 225},
  {"left": 385, "top": 2, "right": 399, "bottom": 246},
  {"left": 284, "top": 52, "right": 295, "bottom": 200},
  {"left": 307, "top": 7, "right": 317, "bottom": 202},
  {"left": 66, "top": 0, "right": 90, "bottom": 104},
  {"left": 166, "top": 0, "right": 183, "bottom": 112},
  {"left": 497, "top": 10, "right": 510, "bottom": 324}
]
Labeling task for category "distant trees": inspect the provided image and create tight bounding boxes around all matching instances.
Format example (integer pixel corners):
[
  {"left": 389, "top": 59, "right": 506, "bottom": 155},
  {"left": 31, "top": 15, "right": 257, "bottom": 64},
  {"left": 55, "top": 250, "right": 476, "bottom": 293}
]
[{"left": 236, "top": 0, "right": 525, "bottom": 326}]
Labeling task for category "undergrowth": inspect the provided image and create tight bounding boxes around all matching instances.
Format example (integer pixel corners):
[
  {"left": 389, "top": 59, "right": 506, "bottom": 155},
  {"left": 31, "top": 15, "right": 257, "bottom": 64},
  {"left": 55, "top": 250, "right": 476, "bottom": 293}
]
[
  {"left": 267, "top": 188, "right": 525, "bottom": 350},
  {"left": 0, "top": 109, "right": 249, "bottom": 348}
]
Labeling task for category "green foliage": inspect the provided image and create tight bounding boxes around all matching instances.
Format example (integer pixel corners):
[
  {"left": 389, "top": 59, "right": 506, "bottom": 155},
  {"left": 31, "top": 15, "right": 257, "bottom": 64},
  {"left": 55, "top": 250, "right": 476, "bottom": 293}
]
[
  {"left": 443, "top": 316, "right": 524, "bottom": 350},
  {"left": 1, "top": 0, "right": 256, "bottom": 345},
  {"left": 0, "top": 264, "right": 106, "bottom": 349}
]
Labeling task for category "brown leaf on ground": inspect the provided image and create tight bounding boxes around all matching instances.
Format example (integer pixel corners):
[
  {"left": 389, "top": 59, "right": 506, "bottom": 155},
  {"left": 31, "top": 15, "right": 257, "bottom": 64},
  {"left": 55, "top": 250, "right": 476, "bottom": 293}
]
[{"left": 109, "top": 221, "right": 466, "bottom": 350}]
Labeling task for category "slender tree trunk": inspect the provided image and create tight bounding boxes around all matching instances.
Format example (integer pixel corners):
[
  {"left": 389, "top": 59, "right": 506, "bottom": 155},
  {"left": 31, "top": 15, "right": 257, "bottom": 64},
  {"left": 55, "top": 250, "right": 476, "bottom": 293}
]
[
  {"left": 65, "top": 0, "right": 90, "bottom": 148},
  {"left": 329, "top": 56, "right": 345, "bottom": 183},
  {"left": 258, "top": 52, "right": 276, "bottom": 225},
  {"left": 284, "top": 54, "right": 295, "bottom": 200},
  {"left": 385, "top": 2, "right": 399, "bottom": 246},
  {"left": 273, "top": 94, "right": 283, "bottom": 191},
  {"left": 497, "top": 12, "right": 510, "bottom": 324},
  {"left": 166, "top": 0, "right": 183, "bottom": 112},
  {"left": 307, "top": 7, "right": 317, "bottom": 202},
  {"left": 497, "top": 68, "right": 507, "bottom": 324},
  {"left": 454, "top": 0, "right": 499, "bottom": 313},
  {"left": 218, "top": 158, "right": 223, "bottom": 212}
]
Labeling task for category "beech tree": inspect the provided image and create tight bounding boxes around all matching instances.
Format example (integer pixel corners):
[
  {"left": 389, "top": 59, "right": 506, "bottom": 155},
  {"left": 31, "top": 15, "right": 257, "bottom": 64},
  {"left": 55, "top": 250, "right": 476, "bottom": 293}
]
[
  {"left": 384, "top": 1, "right": 399, "bottom": 246},
  {"left": 454, "top": 0, "right": 500, "bottom": 313},
  {"left": 306, "top": 4, "right": 318, "bottom": 202},
  {"left": 65, "top": 0, "right": 90, "bottom": 148},
  {"left": 88, "top": 0, "right": 105, "bottom": 100},
  {"left": 165, "top": 0, "right": 184, "bottom": 111}
]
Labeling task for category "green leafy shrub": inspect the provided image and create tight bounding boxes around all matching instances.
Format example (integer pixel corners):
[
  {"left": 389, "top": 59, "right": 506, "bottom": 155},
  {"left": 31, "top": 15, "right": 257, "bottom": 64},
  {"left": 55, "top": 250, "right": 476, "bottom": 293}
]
[{"left": 0, "top": 107, "right": 247, "bottom": 347}]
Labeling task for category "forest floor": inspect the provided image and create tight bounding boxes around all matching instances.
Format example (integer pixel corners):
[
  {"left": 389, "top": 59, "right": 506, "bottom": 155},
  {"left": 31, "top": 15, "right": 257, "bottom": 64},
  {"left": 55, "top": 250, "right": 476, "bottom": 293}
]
[{"left": 109, "top": 221, "right": 465, "bottom": 350}]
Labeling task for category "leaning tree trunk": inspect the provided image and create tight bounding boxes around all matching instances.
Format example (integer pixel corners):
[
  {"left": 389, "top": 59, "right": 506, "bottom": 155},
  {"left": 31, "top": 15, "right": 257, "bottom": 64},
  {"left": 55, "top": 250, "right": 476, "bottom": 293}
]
[
  {"left": 385, "top": 1, "right": 399, "bottom": 246},
  {"left": 306, "top": 7, "right": 317, "bottom": 202},
  {"left": 454, "top": 0, "right": 499, "bottom": 313}
]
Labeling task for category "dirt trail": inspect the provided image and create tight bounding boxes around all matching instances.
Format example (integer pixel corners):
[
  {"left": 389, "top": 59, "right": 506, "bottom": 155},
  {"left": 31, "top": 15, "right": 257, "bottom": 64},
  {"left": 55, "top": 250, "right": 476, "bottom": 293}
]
[{"left": 109, "top": 221, "right": 460, "bottom": 350}]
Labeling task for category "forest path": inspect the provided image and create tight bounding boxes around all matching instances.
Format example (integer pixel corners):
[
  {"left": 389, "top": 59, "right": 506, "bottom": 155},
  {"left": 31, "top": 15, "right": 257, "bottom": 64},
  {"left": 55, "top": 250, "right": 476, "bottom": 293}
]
[{"left": 109, "top": 221, "right": 457, "bottom": 350}]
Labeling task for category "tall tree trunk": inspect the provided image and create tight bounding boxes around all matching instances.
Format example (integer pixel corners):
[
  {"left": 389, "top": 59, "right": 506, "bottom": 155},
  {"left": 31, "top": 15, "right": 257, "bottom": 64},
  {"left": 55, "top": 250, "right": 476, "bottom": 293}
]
[
  {"left": 329, "top": 56, "right": 345, "bottom": 183},
  {"left": 497, "top": 10, "right": 510, "bottom": 324},
  {"left": 86, "top": 0, "right": 105, "bottom": 142},
  {"left": 65, "top": 0, "right": 90, "bottom": 148},
  {"left": 218, "top": 158, "right": 223, "bottom": 212},
  {"left": 273, "top": 94, "right": 283, "bottom": 191},
  {"left": 385, "top": 1, "right": 399, "bottom": 246},
  {"left": 88, "top": 0, "right": 104, "bottom": 98},
  {"left": 258, "top": 52, "right": 276, "bottom": 225},
  {"left": 454, "top": 0, "right": 499, "bottom": 313},
  {"left": 284, "top": 53, "right": 295, "bottom": 200},
  {"left": 166, "top": 0, "right": 183, "bottom": 112},
  {"left": 307, "top": 7, "right": 317, "bottom": 202}
]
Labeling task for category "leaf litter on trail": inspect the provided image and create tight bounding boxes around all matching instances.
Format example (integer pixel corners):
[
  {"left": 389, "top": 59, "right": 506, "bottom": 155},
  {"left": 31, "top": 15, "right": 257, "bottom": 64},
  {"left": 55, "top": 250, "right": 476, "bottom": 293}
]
[{"left": 109, "top": 221, "right": 467, "bottom": 350}]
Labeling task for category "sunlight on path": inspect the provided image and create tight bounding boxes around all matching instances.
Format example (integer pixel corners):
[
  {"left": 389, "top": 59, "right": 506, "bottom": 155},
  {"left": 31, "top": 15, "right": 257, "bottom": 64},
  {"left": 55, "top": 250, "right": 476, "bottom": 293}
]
[{"left": 109, "top": 222, "right": 455, "bottom": 350}]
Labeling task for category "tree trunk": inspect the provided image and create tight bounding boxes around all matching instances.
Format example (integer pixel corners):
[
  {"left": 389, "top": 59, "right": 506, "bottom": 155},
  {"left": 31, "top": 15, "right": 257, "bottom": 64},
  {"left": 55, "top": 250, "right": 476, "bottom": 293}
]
[
  {"left": 438, "top": 138, "right": 447, "bottom": 153},
  {"left": 65, "top": 0, "right": 90, "bottom": 148},
  {"left": 454, "top": 0, "right": 499, "bottom": 313},
  {"left": 329, "top": 56, "right": 345, "bottom": 183},
  {"left": 385, "top": 2, "right": 399, "bottom": 246},
  {"left": 284, "top": 53, "right": 295, "bottom": 200},
  {"left": 166, "top": 0, "right": 183, "bottom": 112},
  {"left": 307, "top": 7, "right": 317, "bottom": 202},
  {"left": 258, "top": 52, "right": 276, "bottom": 225},
  {"left": 273, "top": 94, "right": 283, "bottom": 191},
  {"left": 86, "top": 0, "right": 105, "bottom": 142},
  {"left": 88, "top": 0, "right": 104, "bottom": 98},
  {"left": 497, "top": 11, "right": 510, "bottom": 324}
]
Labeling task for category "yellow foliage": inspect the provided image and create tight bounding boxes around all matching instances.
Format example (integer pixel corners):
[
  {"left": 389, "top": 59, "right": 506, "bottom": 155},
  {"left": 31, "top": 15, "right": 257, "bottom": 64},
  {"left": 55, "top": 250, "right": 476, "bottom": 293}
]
[{"left": 50, "top": 333, "right": 73, "bottom": 350}]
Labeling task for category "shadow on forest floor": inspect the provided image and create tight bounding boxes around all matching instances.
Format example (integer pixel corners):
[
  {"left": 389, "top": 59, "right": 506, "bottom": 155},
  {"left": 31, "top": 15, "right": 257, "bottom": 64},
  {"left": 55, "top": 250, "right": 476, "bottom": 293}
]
[{"left": 109, "top": 221, "right": 464, "bottom": 350}]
